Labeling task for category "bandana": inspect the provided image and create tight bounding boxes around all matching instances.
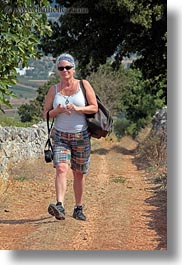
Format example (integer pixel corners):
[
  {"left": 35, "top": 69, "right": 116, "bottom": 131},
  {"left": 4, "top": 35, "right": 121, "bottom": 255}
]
[{"left": 58, "top": 55, "right": 75, "bottom": 67}]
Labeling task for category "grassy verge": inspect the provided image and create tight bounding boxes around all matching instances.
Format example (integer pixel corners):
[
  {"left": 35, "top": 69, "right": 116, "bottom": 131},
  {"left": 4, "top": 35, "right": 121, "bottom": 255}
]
[{"left": 135, "top": 126, "right": 167, "bottom": 191}]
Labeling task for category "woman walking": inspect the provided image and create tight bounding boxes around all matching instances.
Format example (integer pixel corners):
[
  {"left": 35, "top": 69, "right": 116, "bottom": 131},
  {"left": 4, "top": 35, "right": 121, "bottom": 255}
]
[{"left": 43, "top": 53, "right": 98, "bottom": 221}]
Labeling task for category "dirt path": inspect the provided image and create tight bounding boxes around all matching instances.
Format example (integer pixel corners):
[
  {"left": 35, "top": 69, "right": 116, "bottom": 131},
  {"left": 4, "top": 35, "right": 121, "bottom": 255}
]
[{"left": 0, "top": 137, "right": 167, "bottom": 250}]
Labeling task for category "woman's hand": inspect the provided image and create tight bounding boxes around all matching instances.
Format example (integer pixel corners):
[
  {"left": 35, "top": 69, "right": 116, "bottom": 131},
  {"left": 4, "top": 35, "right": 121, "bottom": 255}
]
[
  {"left": 66, "top": 103, "right": 77, "bottom": 112},
  {"left": 56, "top": 104, "right": 72, "bottom": 115}
]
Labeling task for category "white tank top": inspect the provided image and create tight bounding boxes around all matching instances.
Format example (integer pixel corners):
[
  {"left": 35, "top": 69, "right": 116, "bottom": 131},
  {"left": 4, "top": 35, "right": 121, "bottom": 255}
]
[{"left": 53, "top": 83, "right": 88, "bottom": 133}]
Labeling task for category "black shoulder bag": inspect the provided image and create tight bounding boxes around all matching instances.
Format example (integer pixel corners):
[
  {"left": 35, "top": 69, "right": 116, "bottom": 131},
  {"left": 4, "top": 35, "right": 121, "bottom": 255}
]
[
  {"left": 80, "top": 80, "right": 113, "bottom": 139},
  {"left": 44, "top": 111, "right": 54, "bottom": 163}
]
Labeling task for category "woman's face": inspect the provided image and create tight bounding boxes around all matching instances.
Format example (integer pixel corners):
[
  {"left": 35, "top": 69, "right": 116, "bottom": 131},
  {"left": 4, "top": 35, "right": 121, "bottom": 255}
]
[{"left": 57, "top": 60, "right": 75, "bottom": 79}]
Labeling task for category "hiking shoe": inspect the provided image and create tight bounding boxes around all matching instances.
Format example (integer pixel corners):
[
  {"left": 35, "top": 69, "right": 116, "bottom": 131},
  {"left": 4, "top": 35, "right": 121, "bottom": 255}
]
[
  {"left": 48, "top": 202, "right": 65, "bottom": 220},
  {"left": 73, "top": 205, "right": 86, "bottom": 221}
]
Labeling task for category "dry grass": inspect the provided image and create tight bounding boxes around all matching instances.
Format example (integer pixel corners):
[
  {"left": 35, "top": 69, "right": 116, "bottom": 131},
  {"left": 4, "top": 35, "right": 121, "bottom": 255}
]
[{"left": 135, "top": 125, "right": 167, "bottom": 190}]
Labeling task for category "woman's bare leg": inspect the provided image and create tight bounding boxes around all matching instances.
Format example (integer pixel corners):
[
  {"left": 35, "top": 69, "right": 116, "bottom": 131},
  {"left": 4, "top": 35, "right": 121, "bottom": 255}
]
[
  {"left": 55, "top": 163, "right": 69, "bottom": 205},
  {"left": 73, "top": 170, "right": 85, "bottom": 206}
]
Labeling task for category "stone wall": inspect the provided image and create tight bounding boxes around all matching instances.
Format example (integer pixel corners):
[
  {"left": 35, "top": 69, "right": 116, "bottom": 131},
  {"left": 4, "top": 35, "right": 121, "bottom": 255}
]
[
  {"left": 152, "top": 106, "right": 167, "bottom": 146},
  {"left": 0, "top": 122, "right": 47, "bottom": 188},
  {"left": 152, "top": 106, "right": 167, "bottom": 131}
]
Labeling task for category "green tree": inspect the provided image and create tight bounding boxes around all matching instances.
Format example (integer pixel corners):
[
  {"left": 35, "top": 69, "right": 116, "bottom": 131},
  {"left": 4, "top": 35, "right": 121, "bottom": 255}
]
[
  {"left": 0, "top": 0, "right": 52, "bottom": 111},
  {"left": 18, "top": 0, "right": 167, "bottom": 135},
  {"left": 42, "top": 0, "right": 166, "bottom": 89},
  {"left": 120, "top": 68, "right": 165, "bottom": 136},
  {"left": 86, "top": 63, "right": 128, "bottom": 116},
  {"left": 40, "top": 0, "right": 166, "bottom": 135},
  {"left": 18, "top": 103, "right": 37, "bottom": 122}
]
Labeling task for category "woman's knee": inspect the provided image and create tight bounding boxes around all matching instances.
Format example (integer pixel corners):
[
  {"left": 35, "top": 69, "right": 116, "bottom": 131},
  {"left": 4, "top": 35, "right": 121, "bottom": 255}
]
[
  {"left": 56, "top": 163, "right": 69, "bottom": 176},
  {"left": 73, "top": 171, "right": 84, "bottom": 180}
]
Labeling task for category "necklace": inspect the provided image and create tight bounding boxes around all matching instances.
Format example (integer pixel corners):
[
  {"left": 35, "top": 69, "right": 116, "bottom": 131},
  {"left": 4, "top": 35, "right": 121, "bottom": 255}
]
[
  {"left": 65, "top": 96, "right": 70, "bottom": 105},
  {"left": 60, "top": 79, "right": 75, "bottom": 105}
]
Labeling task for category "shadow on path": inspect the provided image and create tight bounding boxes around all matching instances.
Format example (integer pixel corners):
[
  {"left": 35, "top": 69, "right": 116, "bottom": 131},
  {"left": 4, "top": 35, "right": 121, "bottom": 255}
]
[
  {"left": 91, "top": 144, "right": 137, "bottom": 155},
  {"left": 144, "top": 185, "right": 167, "bottom": 250},
  {"left": 0, "top": 216, "right": 55, "bottom": 225}
]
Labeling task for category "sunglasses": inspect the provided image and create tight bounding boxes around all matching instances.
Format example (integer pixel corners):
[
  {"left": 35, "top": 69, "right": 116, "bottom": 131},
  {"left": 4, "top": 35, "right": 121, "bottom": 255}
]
[{"left": 58, "top": 65, "right": 73, "bottom": 71}]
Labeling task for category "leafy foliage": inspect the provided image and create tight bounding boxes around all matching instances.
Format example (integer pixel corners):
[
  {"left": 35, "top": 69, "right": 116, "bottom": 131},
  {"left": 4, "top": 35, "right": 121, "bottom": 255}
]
[
  {"left": 0, "top": 115, "right": 33, "bottom": 127},
  {"left": 0, "top": 0, "right": 52, "bottom": 110},
  {"left": 113, "top": 118, "right": 131, "bottom": 140},
  {"left": 38, "top": 0, "right": 167, "bottom": 136},
  {"left": 15, "top": 0, "right": 166, "bottom": 138},
  {"left": 42, "top": 1, "right": 166, "bottom": 86},
  {"left": 119, "top": 68, "right": 165, "bottom": 136},
  {"left": 85, "top": 63, "right": 128, "bottom": 116}
]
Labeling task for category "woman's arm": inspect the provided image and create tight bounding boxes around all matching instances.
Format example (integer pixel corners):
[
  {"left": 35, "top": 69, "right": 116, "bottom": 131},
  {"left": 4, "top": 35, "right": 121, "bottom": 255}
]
[{"left": 43, "top": 86, "right": 57, "bottom": 119}]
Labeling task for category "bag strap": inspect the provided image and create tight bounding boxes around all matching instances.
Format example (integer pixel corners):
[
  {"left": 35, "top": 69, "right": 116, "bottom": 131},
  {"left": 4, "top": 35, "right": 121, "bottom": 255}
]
[
  {"left": 55, "top": 84, "right": 58, "bottom": 94},
  {"left": 45, "top": 110, "right": 54, "bottom": 151},
  {"left": 46, "top": 110, "right": 54, "bottom": 136},
  {"left": 44, "top": 84, "right": 58, "bottom": 151},
  {"left": 46, "top": 84, "right": 57, "bottom": 137},
  {"left": 80, "top": 80, "right": 88, "bottom": 105},
  {"left": 80, "top": 80, "right": 101, "bottom": 103}
]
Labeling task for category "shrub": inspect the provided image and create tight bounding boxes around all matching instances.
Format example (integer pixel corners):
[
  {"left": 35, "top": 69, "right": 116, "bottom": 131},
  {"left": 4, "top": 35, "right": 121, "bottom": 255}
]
[
  {"left": 0, "top": 116, "right": 32, "bottom": 127},
  {"left": 113, "top": 118, "right": 131, "bottom": 140}
]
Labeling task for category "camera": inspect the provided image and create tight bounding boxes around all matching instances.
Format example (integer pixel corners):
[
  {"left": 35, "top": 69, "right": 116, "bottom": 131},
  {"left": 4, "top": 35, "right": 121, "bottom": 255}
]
[{"left": 44, "top": 149, "right": 53, "bottom": 163}]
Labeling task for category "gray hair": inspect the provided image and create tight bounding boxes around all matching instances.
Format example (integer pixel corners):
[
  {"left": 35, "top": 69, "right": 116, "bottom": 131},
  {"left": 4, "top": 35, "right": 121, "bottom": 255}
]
[{"left": 56, "top": 53, "right": 75, "bottom": 69}]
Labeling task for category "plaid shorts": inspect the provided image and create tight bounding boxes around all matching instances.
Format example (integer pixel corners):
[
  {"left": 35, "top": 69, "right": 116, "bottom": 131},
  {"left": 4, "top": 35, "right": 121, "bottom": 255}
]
[{"left": 51, "top": 128, "right": 91, "bottom": 174}]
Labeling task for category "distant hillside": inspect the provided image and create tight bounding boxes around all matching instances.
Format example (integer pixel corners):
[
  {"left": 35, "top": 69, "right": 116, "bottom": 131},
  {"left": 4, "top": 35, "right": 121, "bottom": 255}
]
[
  {"left": 17, "top": 56, "right": 55, "bottom": 80},
  {"left": 10, "top": 84, "right": 37, "bottom": 99},
  {"left": 1, "top": 56, "right": 56, "bottom": 121},
  {"left": 11, "top": 55, "right": 56, "bottom": 99}
]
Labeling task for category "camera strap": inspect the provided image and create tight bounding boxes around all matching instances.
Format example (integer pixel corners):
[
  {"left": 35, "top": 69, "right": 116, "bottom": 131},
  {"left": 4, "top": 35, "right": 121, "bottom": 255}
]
[{"left": 45, "top": 110, "right": 54, "bottom": 152}]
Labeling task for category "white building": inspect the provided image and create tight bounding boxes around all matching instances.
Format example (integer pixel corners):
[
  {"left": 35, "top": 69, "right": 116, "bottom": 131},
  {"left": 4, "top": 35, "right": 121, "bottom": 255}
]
[{"left": 15, "top": 67, "right": 34, "bottom": 76}]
